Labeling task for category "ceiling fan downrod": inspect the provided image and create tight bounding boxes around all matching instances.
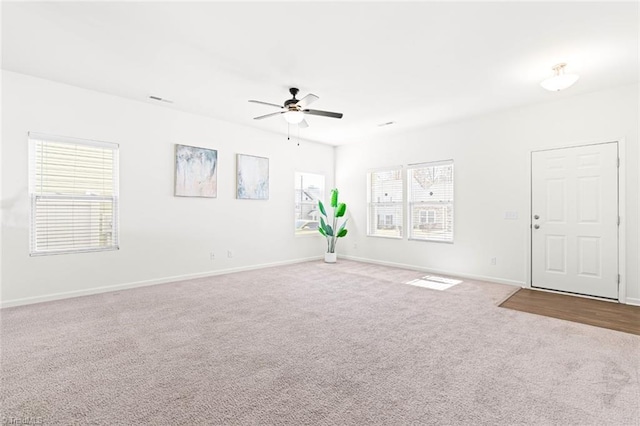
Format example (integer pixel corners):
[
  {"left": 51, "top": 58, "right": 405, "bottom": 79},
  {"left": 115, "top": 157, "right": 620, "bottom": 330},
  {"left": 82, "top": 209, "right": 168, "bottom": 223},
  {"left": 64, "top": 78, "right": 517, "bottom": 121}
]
[{"left": 285, "top": 88, "right": 299, "bottom": 108}]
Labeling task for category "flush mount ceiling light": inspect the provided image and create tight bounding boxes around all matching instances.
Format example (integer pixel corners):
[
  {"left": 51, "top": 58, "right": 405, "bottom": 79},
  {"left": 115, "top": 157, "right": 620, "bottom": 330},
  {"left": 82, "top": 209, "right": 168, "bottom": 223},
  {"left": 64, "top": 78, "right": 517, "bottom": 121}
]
[{"left": 540, "top": 63, "right": 579, "bottom": 91}]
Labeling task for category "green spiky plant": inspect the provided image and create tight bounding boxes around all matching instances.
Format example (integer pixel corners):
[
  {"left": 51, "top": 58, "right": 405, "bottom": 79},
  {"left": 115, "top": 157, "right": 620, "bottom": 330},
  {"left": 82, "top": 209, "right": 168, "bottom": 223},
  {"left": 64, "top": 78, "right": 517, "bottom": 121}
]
[{"left": 318, "top": 188, "right": 348, "bottom": 253}]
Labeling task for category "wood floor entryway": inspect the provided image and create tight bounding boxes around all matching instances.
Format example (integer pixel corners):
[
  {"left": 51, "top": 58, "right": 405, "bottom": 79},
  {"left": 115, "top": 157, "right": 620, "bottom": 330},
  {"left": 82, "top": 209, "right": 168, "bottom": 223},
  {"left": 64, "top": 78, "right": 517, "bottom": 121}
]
[{"left": 500, "top": 288, "right": 640, "bottom": 335}]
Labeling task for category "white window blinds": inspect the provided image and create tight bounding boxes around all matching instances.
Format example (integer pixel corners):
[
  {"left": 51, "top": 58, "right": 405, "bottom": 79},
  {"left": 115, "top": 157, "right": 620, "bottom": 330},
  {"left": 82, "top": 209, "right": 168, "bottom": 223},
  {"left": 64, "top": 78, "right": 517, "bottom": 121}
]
[
  {"left": 367, "top": 167, "right": 403, "bottom": 238},
  {"left": 408, "top": 160, "right": 454, "bottom": 242},
  {"left": 29, "top": 132, "right": 119, "bottom": 255}
]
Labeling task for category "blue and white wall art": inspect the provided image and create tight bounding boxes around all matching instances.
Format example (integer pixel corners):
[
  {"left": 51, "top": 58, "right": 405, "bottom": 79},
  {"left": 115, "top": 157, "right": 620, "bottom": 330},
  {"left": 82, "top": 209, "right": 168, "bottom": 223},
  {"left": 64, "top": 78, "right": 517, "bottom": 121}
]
[
  {"left": 236, "top": 154, "right": 269, "bottom": 200},
  {"left": 175, "top": 144, "right": 218, "bottom": 198}
]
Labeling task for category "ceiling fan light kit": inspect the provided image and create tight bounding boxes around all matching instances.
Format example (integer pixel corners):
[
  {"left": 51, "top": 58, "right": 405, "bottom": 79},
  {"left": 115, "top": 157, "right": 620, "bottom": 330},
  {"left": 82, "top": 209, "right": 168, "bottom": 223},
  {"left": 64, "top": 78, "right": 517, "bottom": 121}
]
[
  {"left": 540, "top": 63, "right": 579, "bottom": 91},
  {"left": 249, "top": 87, "right": 343, "bottom": 130},
  {"left": 284, "top": 110, "right": 305, "bottom": 124}
]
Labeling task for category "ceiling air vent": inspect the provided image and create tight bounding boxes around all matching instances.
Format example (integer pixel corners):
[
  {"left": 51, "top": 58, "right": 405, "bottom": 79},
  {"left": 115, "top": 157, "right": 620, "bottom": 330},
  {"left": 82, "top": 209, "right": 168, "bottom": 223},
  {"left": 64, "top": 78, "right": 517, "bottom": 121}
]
[{"left": 148, "top": 95, "right": 173, "bottom": 104}]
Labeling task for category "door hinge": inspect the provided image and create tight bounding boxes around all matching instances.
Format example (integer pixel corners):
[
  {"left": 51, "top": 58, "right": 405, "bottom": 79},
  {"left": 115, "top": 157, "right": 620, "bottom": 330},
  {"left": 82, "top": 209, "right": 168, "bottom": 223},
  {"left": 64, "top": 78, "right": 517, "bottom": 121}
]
[
  {"left": 618, "top": 274, "right": 621, "bottom": 284},
  {"left": 618, "top": 216, "right": 621, "bottom": 226},
  {"left": 617, "top": 158, "right": 620, "bottom": 167}
]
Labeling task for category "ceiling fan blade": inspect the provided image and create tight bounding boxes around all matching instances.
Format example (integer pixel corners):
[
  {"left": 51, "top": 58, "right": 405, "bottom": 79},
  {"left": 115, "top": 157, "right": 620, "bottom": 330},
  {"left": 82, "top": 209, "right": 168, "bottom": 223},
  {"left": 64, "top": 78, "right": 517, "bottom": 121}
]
[
  {"left": 303, "top": 109, "right": 343, "bottom": 119},
  {"left": 298, "top": 119, "right": 309, "bottom": 128},
  {"left": 296, "top": 94, "right": 319, "bottom": 109},
  {"left": 254, "top": 111, "right": 285, "bottom": 120},
  {"left": 249, "top": 100, "right": 284, "bottom": 109}
]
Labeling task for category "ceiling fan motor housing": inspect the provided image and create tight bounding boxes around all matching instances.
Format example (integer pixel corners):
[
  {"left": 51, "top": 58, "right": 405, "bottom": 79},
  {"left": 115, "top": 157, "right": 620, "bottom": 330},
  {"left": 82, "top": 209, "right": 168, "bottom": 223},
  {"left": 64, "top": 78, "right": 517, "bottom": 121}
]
[{"left": 284, "top": 87, "right": 299, "bottom": 108}]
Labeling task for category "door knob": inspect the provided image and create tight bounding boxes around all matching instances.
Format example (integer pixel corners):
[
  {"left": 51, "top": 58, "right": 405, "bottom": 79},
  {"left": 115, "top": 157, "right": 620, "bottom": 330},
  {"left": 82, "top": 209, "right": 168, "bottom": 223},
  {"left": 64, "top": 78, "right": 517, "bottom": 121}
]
[
  {"left": 534, "top": 215, "right": 540, "bottom": 220},
  {"left": 534, "top": 224, "right": 540, "bottom": 229}
]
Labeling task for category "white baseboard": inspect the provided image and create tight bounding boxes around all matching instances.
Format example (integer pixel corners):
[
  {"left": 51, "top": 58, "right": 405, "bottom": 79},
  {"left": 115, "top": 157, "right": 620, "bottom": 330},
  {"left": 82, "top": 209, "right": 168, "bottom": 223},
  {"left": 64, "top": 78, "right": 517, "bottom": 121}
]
[
  {"left": 340, "top": 255, "right": 526, "bottom": 287},
  {"left": 625, "top": 297, "right": 640, "bottom": 306},
  {"left": 1, "top": 256, "right": 322, "bottom": 309},
  {"left": 4, "top": 255, "right": 636, "bottom": 308}
]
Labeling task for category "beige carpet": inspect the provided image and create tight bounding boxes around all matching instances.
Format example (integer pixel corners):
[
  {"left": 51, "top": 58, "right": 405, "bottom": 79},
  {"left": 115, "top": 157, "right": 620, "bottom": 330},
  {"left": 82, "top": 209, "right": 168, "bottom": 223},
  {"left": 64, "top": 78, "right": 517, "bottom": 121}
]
[{"left": 1, "top": 260, "right": 638, "bottom": 425}]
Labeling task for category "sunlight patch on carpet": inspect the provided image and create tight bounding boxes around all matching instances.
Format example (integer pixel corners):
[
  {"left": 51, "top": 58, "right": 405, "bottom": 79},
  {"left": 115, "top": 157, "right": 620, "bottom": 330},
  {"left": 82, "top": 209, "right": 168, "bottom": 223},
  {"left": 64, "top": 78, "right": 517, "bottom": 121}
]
[{"left": 405, "top": 275, "right": 463, "bottom": 291}]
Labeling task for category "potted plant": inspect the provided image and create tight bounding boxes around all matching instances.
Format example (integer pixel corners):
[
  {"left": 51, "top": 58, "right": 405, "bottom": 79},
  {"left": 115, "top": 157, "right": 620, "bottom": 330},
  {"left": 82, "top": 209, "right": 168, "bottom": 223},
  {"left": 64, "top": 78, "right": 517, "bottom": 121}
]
[{"left": 318, "top": 188, "right": 348, "bottom": 263}]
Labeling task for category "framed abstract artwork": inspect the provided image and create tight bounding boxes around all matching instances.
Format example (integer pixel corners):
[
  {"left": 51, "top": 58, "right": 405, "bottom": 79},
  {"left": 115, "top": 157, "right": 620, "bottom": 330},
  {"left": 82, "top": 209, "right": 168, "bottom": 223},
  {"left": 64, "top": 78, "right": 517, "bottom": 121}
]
[
  {"left": 174, "top": 144, "right": 218, "bottom": 198},
  {"left": 236, "top": 154, "right": 269, "bottom": 200}
]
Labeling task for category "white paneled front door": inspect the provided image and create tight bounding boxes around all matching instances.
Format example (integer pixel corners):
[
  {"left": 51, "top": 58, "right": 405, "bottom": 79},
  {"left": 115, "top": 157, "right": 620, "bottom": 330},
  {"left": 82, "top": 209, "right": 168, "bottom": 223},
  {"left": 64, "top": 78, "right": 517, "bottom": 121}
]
[{"left": 531, "top": 143, "right": 619, "bottom": 299}]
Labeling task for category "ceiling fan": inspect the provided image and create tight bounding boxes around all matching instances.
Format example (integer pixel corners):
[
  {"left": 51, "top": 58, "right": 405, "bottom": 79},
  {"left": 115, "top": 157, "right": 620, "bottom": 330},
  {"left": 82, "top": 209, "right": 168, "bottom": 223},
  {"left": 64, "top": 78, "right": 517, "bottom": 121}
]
[{"left": 249, "top": 87, "right": 343, "bottom": 128}]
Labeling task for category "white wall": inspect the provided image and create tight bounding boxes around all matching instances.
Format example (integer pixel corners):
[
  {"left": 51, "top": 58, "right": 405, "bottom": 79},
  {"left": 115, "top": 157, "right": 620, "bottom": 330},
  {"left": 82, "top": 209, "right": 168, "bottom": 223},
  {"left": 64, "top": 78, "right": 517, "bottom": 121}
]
[
  {"left": 336, "top": 84, "right": 639, "bottom": 303},
  {"left": 3, "top": 73, "right": 638, "bottom": 306},
  {"left": 1, "top": 71, "right": 334, "bottom": 306}
]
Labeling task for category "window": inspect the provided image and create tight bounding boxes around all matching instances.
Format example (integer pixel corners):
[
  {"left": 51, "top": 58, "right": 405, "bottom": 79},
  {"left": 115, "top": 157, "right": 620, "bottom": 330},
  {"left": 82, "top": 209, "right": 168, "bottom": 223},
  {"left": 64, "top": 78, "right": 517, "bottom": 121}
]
[
  {"left": 419, "top": 210, "right": 427, "bottom": 224},
  {"left": 408, "top": 160, "right": 454, "bottom": 242},
  {"left": 367, "top": 167, "right": 403, "bottom": 238},
  {"left": 294, "top": 172, "right": 324, "bottom": 235},
  {"left": 29, "top": 133, "right": 119, "bottom": 255},
  {"left": 427, "top": 210, "right": 436, "bottom": 224},
  {"left": 385, "top": 215, "right": 394, "bottom": 226}
]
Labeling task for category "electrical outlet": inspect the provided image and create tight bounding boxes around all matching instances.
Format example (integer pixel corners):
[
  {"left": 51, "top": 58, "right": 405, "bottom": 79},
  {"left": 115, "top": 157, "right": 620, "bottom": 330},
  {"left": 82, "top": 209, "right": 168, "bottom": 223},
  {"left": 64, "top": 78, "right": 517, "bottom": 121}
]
[
  {"left": 491, "top": 257, "right": 497, "bottom": 265},
  {"left": 227, "top": 250, "right": 233, "bottom": 258},
  {"left": 210, "top": 252, "right": 215, "bottom": 260}
]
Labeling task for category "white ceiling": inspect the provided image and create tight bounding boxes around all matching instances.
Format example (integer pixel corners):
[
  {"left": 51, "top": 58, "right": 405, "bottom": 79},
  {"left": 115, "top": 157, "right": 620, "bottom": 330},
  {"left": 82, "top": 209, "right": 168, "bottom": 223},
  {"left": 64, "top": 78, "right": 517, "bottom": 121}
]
[{"left": 2, "top": 2, "right": 638, "bottom": 145}]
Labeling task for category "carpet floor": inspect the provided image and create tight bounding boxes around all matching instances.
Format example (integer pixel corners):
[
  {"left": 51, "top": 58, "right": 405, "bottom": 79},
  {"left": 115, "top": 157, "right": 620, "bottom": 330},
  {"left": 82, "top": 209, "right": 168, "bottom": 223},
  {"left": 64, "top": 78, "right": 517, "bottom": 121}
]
[{"left": 1, "top": 260, "right": 638, "bottom": 425}]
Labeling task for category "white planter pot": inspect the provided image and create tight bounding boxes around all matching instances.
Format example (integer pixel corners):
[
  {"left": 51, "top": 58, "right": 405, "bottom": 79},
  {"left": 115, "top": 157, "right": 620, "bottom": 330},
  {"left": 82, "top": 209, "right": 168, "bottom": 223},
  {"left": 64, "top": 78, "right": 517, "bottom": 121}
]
[{"left": 324, "top": 252, "right": 337, "bottom": 263}]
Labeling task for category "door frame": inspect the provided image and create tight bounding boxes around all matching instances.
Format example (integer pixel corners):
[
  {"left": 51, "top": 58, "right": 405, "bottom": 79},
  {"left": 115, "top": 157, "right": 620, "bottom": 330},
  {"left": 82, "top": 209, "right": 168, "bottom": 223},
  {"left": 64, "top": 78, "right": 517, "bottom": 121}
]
[{"left": 525, "top": 138, "right": 626, "bottom": 303}]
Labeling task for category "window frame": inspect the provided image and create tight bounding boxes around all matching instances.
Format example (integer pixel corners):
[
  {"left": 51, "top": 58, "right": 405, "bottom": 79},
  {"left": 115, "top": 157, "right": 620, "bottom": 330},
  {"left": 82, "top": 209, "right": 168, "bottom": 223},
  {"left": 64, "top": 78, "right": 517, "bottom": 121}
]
[{"left": 28, "top": 132, "right": 120, "bottom": 256}]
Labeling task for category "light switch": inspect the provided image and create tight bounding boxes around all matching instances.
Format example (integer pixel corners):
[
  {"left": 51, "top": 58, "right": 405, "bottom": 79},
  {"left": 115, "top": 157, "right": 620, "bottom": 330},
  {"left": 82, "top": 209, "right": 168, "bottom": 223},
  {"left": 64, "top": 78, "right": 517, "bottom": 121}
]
[{"left": 504, "top": 211, "right": 519, "bottom": 220}]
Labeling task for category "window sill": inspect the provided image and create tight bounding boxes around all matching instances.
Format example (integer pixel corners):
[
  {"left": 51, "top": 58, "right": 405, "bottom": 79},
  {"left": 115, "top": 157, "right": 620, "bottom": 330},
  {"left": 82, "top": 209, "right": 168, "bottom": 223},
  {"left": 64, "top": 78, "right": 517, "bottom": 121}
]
[
  {"left": 366, "top": 234, "right": 403, "bottom": 240},
  {"left": 408, "top": 238, "right": 454, "bottom": 244},
  {"left": 295, "top": 232, "right": 322, "bottom": 238},
  {"left": 30, "top": 246, "right": 120, "bottom": 256}
]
